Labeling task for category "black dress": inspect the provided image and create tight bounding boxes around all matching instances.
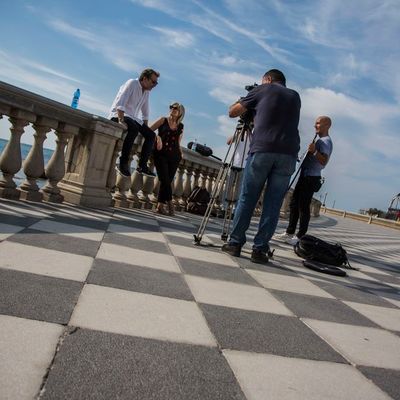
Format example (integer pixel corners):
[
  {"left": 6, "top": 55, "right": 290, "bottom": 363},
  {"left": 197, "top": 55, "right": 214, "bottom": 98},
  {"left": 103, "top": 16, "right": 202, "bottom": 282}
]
[{"left": 153, "top": 118, "right": 183, "bottom": 203}]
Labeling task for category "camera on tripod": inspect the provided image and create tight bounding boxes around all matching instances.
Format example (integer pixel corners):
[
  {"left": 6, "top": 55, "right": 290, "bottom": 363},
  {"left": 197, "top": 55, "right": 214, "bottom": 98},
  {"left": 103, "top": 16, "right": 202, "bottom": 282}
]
[{"left": 238, "top": 83, "right": 258, "bottom": 125}]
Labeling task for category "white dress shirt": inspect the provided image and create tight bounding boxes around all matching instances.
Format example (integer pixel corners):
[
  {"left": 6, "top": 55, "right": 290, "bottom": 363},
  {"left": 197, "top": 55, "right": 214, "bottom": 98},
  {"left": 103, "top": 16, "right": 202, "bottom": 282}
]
[{"left": 108, "top": 78, "right": 149, "bottom": 124}]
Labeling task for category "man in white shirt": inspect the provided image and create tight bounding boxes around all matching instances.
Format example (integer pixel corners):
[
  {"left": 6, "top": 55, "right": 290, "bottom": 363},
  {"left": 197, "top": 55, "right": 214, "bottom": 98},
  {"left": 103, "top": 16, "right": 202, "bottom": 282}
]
[{"left": 109, "top": 68, "right": 160, "bottom": 177}]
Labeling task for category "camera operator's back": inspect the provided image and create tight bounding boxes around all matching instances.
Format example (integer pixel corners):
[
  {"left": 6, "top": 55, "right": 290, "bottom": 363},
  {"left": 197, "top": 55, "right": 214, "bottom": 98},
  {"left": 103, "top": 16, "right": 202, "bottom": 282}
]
[{"left": 240, "top": 82, "right": 301, "bottom": 157}]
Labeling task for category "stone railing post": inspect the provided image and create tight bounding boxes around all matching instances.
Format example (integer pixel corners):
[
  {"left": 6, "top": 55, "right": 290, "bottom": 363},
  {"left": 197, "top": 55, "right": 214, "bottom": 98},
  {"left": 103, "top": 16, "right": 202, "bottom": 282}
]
[
  {"left": 149, "top": 175, "right": 160, "bottom": 206},
  {"left": 59, "top": 118, "right": 123, "bottom": 207},
  {"left": 182, "top": 165, "right": 193, "bottom": 206},
  {"left": 20, "top": 117, "right": 57, "bottom": 202},
  {"left": 42, "top": 123, "right": 78, "bottom": 203},
  {"left": 139, "top": 164, "right": 156, "bottom": 209},
  {"left": 191, "top": 165, "right": 201, "bottom": 191},
  {"left": 173, "top": 163, "right": 185, "bottom": 209},
  {"left": 280, "top": 189, "right": 293, "bottom": 218},
  {"left": 0, "top": 110, "right": 36, "bottom": 199}
]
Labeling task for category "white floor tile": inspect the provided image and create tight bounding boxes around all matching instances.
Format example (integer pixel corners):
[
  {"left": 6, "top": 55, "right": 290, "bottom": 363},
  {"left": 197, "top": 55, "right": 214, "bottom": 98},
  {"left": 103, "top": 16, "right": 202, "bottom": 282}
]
[
  {"left": 0, "top": 315, "right": 64, "bottom": 400},
  {"left": 303, "top": 319, "right": 400, "bottom": 370},
  {"left": 113, "top": 213, "right": 159, "bottom": 226},
  {"left": 247, "top": 269, "right": 335, "bottom": 298},
  {"left": 29, "top": 219, "right": 105, "bottom": 241},
  {"left": 343, "top": 301, "right": 400, "bottom": 331},
  {"left": 224, "top": 350, "right": 391, "bottom": 400},
  {"left": 169, "top": 243, "right": 238, "bottom": 267},
  {"left": 70, "top": 284, "right": 216, "bottom": 346},
  {"left": 185, "top": 275, "right": 293, "bottom": 315},
  {"left": 96, "top": 242, "right": 180, "bottom": 273},
  {"left": 0, "top": 241, "right": 93, "bottom": 281}
]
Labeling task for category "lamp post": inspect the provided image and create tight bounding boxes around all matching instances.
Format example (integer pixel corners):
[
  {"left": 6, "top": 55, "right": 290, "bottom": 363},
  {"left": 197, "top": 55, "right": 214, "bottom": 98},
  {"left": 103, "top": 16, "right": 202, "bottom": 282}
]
[{"left": 322, "top": 192, "right": 328, "bottom": 207}]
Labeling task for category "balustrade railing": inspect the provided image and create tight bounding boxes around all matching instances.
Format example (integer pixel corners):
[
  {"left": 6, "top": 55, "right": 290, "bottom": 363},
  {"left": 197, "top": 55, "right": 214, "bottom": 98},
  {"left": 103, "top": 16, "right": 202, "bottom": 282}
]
[{"left": 0, "top": 80, "right": 321, "bottom": 218}]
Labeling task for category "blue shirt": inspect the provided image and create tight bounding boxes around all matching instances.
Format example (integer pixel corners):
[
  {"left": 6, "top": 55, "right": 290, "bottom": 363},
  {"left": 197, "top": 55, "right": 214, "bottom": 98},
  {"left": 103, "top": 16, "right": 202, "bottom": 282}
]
[
  {"left": 240, "top": 82, "right": 301, "bottom": 156},
  {"left": 302, "top": 135, "right": 333, "bottom": 177}
]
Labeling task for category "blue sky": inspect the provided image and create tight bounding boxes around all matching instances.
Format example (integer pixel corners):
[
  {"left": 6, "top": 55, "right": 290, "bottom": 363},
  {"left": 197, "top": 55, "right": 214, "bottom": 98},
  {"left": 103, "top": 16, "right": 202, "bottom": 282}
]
[{"left": 0, "top": 0, "right": 399, "bottom": 213}]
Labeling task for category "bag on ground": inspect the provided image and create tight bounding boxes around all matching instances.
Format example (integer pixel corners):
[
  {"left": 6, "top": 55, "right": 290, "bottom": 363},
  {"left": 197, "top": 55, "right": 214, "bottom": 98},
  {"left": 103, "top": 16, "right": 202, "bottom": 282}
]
[
  {"left": 186, "top": 187, "right": 210, "bottom": 215},
  {"left": 294, "top": 234, "right": 354, "bottom": 269}
]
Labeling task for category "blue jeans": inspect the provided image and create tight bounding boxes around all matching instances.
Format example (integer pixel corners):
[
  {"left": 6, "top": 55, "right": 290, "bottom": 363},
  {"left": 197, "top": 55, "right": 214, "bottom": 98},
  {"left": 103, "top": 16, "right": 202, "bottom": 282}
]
[{"left": 229, "top": 152, "right": 296, "bottom": 252}]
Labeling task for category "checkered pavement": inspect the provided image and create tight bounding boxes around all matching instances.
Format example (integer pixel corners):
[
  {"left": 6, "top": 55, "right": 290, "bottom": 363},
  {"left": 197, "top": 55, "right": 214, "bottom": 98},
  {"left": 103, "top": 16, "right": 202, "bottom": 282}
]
[{"left": 0, "top": 198, "right": 399, "bottom": 400}]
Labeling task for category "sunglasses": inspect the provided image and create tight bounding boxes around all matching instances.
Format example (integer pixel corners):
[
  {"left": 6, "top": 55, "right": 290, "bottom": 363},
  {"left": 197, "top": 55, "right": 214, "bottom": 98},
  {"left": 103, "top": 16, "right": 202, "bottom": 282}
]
[
  {"left": 169, "top": 105, "right": 179, "bottom": 110},
  {"left": 149, "top": 78, "right": 158, "bottom": 85}
]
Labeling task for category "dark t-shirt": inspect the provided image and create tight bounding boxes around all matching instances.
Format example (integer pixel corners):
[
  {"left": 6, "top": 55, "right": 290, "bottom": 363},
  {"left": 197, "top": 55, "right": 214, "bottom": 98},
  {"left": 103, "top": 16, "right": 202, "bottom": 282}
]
[
  {"left": 154, "top": 118, "right": 183, "bottom": 159},
  {"left": 240, "top": 83, "right": 301, "bottom": 156}
]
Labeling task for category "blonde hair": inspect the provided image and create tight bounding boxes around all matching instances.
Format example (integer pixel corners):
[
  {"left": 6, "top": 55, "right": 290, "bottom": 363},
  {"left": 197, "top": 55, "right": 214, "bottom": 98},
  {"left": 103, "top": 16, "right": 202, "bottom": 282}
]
[{"left": 170, "top": 102, "right": 185, "bottom": 125}]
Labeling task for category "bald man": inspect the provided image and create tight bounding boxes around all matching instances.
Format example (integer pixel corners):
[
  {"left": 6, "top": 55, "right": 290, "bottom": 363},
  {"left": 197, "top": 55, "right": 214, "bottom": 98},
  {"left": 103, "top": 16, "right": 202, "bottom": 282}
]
[{"left": 275, "top": 116, "right": 333, "bottom": 245}]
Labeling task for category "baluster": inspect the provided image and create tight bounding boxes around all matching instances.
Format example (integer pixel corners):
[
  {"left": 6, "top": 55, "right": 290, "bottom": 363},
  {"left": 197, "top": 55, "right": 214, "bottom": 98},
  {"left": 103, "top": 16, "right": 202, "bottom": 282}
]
[
  {"left": 173, "top": 163, "right": 185, "bottom": 209},
  {"left": 41, "top": 123, "right": 78, "bottom": 203},
  {"left": 198, "top": 168, "right": 207, "bottom": 189},
  {"left": 20, "top": 117, "right": 57, "bottom": 201},
  {"left": 149, "top": 175, "right": 160, "bottom": 207},
  {"left": 0, "top": 111, "right": 35, "bottom": 199},
  {"left": 191, "top": 165, "right": 201, "bottom": 191},
  {"left": 107, "top": 137, "right": 123, "bottom": 196},
  {"left": 139, "top": 162, "right": 156, "bottom": 209},
  {"left": 114, "top": 152, "right": 135, "bottom": 209},
  {"left": 182, "top": 166, "right": 193, "bottom": 208}
]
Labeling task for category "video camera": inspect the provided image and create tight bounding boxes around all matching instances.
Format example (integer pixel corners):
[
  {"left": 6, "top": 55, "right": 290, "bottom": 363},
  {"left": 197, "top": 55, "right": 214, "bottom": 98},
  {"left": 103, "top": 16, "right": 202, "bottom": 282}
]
[{"left": 239, "top": 83, "right": 258, "bottom": 125}]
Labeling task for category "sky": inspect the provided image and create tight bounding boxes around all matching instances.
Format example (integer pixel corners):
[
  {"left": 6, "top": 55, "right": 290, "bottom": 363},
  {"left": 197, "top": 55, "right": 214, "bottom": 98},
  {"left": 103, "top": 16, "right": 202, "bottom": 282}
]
[{"left": 0, "top": 0, "right": 399, "bottom": 213}]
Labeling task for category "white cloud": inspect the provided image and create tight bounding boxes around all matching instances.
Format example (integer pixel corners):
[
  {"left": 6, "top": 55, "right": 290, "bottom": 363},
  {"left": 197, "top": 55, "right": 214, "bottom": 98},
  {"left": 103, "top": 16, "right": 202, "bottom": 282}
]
[
  {"left": 48, "top": 19, "right": 139, "bottom": 72},
  {"left": 148, "top": 26, "right": 195, "bottom": 48},
  {"left": 216, "top": 115, "right": 237, "bottom": 138},
  {"left": 0, "top": 49, "right": 109, "bottom": 115},
  {"left": 301, "top": 87, "right": 399, "bottom": 127}
]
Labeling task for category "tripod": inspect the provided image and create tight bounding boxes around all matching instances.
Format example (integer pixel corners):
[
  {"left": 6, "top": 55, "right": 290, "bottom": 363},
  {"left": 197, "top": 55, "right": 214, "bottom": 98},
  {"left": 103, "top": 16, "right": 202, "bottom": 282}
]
[{"left": 193, "top": 117, "right": 252, "bottom": 246}]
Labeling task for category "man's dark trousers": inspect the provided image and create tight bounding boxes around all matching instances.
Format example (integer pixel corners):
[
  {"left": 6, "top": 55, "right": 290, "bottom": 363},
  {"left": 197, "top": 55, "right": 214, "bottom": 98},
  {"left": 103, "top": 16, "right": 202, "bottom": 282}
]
[
  {"left": 112, "top": 117, "right": 155, "bottom": 168},
  {"left": 286, "top": 175, "right": 320, "bottom": 238}
]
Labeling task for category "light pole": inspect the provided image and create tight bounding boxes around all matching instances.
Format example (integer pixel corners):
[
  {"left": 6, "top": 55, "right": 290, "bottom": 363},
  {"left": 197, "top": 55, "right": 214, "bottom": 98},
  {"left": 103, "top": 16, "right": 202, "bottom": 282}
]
[
  {"left": 332, "top": 200, "right": 336, "bottom": 208},
  {"left": 323, "top": 192, "right": 328, "bottom": 207}
]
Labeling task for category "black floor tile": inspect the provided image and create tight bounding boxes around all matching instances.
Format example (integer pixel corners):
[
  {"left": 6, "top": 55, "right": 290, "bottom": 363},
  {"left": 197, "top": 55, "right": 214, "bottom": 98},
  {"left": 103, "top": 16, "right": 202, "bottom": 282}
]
[
  {"left": 199, "top": 303, "right": 347, "bottom": 363},
  {"left": 0, "top": 268, "right": 83, "bottom": 324},
  {"left": 7, "top": 228, "right": 100, "bottom": 257},
  {"left": 41, "top": 329, "right": 246, "bottom": 400},
  {"left": 88, "top": 259, "right": 193, "bottom": 301},
  {"left": 310, "top": 280, "right": 399, "bottom": 308},
  {"left": 178, "top": 257, "right": 260, "bottom": 286},
  {"left": 270, "top": 289, "right": 380, "bottom": 327},
  {"left": 103, "top": 232, "right": 170, "bottom": 254},
  {"left": 358, "top": 366, "right": 400, "bottom": 400}
]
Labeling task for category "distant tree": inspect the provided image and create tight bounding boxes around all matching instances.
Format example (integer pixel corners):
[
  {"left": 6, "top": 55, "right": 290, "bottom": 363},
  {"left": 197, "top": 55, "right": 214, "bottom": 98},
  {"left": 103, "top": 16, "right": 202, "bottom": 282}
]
[{"left": 367, "top": 208, "right": 385, "bottom": 218}]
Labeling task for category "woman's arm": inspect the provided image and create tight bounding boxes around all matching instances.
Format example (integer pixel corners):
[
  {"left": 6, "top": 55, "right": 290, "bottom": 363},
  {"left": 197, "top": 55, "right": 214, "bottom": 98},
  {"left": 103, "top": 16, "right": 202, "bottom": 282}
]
[
  {"left": 149, "top": 117, "right": 165, "bottom": 131},
  {"left": 178, "top": 129, "right": 184, "bottom": 157}
]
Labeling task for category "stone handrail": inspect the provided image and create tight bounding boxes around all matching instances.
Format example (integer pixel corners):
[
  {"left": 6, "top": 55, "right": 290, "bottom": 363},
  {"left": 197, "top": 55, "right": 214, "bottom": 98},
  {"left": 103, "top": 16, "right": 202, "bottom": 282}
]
[
  {"left": 321, "top": 206, "right": 400, "bottom": 231},
  {"left": 0, "top": 80, "right": 320, "bottom": 218},
  {"left": 0, "top": 80, "right": 124, "bottom": 206}
]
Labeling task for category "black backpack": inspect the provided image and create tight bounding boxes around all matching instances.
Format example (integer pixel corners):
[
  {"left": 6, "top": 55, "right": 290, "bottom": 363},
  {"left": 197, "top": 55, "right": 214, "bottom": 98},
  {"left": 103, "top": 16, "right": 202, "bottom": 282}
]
[
  {"left": 186, "top": 187, "right": 210, "bottom": 215},
  {"left": 294, "top": 235, "right": 356, "bottom": 272}
]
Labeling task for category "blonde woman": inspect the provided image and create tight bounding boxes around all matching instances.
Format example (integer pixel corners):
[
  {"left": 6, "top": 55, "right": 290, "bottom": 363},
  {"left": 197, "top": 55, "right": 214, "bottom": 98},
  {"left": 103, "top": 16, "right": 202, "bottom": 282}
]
[{"left": 150, "top": 102, "right": 185, "bottom": 215}]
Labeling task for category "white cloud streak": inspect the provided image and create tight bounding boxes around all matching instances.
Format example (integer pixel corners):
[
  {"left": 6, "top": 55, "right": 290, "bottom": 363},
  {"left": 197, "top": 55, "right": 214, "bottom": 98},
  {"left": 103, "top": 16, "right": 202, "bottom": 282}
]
[{"left": 148, "top": 26, "right": 195, "bottom": 48}]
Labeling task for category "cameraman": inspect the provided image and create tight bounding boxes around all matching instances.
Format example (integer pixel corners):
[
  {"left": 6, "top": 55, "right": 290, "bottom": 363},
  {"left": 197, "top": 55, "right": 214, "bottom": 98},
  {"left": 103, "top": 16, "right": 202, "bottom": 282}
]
[{"left": 221, "top": 69, "right": 301, "bottom": 264}]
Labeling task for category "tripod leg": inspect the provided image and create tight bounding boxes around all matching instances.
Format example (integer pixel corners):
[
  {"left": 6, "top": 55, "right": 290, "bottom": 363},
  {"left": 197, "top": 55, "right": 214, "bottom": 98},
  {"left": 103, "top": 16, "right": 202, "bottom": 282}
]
[{"left": 193, "top": 125, "right": 246, "bottom": 245}]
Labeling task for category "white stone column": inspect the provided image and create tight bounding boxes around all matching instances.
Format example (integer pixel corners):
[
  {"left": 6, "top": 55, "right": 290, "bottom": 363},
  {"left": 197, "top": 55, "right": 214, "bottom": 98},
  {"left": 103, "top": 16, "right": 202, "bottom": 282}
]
[
  {"left": 182, "top": 166, "right": 193, "bottom": 207},
  {"left": 173, "top": 164, "right": 185, "bottom": 208},
  {"left": 0, "top": 111, "right": 35, "bottom": 199},
  {"left": 41, "top": 123, "right": 78, "bottom": 203},
  {"left": 20, "top": 117, "right": 57, "bottom": 201}
]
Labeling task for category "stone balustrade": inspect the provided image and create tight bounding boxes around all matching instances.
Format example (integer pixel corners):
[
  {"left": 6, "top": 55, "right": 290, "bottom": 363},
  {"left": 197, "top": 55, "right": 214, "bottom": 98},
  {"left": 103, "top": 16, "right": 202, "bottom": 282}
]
[
  {"left": 0, "top": 80, "right": 321, "bottom": 218},
  {"left": 0, "top": 81, "right": 124, "bottom": 207}
]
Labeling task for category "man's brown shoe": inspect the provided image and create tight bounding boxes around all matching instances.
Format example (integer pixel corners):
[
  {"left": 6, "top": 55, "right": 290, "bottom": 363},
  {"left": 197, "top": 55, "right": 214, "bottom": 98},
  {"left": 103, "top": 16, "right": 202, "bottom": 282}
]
[
  {"left": 251, "top": 249, "right": 269, "bottom": 264},
  {"left": 221, "top": 243, "right": 241, "bottom": 257}
]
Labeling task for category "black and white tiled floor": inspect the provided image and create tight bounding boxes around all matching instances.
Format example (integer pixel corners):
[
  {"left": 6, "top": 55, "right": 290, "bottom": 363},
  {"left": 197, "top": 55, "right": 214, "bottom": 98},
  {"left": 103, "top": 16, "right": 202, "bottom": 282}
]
[{"left": 1, "top": 198, "right": 400, "bottom": 399}]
